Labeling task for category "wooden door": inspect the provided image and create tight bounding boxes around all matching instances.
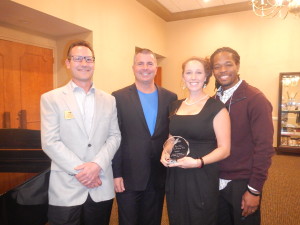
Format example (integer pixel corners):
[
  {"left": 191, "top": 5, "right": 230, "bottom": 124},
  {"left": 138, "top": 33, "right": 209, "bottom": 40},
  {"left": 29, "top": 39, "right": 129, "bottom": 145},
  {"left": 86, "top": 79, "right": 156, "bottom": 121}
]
[
  {"left": 155, "top": 66, "right": 162, "bottom": 86},
  {"left": 0, "top": 39, "right": 53, "bottom": 130}
]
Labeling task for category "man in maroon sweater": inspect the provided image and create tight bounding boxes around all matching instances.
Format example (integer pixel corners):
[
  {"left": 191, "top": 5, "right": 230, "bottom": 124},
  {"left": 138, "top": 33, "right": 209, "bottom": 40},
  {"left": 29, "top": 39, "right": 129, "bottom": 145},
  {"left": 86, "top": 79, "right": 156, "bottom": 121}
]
[{"left": 210, "top": 47, "right": 274, "bottom": 225}]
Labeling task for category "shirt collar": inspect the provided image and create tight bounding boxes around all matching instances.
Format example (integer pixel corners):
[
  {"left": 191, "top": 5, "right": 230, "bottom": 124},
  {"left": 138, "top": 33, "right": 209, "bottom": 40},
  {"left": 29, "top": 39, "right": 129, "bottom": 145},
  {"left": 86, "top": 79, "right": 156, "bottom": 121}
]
[
  {"left": 216, "top": 80, "right": 243, "bottom": 98},
  {"left": 70, "top": 81, "right": 95, "bottom": 94}
]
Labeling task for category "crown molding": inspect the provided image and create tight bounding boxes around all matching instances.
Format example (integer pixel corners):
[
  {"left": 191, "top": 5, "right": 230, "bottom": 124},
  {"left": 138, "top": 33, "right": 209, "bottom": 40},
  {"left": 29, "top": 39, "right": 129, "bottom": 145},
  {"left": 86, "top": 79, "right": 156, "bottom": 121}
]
[{"left": 137, "top": 0, "right": 252, "bottom": 21}]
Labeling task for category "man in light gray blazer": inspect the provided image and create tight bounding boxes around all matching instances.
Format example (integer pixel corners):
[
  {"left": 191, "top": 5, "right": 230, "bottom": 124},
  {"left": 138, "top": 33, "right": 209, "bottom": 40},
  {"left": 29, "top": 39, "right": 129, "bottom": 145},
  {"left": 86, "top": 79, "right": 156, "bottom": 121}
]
[{"left": 41, "top": 40, "right": 121, "bottom": 225}]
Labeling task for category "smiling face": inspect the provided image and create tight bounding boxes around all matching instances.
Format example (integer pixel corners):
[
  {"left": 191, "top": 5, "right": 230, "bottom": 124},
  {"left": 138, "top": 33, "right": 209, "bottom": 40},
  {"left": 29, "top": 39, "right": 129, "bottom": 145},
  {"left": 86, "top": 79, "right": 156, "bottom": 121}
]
[
  {"left": 65, "top": 45, "right": 95, "bottom": 85},
  {"left": 212, "top": 51, "right": 240, "bottom": 90},
  {"left": 182, "top": 60, "right": 206, "bottom": 94},
  {"left": 132, "top": 53, "right": 157, "bottom": 85}
]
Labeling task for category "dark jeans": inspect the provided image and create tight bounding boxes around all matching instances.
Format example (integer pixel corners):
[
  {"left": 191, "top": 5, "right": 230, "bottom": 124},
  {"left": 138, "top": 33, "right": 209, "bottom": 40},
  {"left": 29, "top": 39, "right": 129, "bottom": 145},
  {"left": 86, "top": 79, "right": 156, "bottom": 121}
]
[
  {"left": 217, "top": 179, "right": 261, "bottom": 225},
  {"left": 116, "top": 188, "right": 164, "bottom": 225}
]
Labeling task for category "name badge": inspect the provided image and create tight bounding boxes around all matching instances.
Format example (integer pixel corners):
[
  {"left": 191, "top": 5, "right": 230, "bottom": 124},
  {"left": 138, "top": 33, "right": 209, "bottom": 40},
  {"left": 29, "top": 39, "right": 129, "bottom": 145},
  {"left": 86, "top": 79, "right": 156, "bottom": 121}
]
[{"left": 64, "top": 111, "right": 74, "bottom": 119}]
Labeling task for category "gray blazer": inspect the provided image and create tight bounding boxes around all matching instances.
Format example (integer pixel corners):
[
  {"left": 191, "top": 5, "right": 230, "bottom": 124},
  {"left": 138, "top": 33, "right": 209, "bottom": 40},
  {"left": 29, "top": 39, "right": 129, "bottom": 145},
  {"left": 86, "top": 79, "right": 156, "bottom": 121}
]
[{"left": 41, "top": 81, "right": 121, "bottom": 206}]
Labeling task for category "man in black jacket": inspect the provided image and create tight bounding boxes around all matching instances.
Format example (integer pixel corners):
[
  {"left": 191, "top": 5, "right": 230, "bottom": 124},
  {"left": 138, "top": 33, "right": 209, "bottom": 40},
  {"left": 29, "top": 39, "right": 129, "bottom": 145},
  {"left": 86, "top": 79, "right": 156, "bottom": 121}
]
[{"left": 112, "top": 48, "right": 177, "bottom": 225}]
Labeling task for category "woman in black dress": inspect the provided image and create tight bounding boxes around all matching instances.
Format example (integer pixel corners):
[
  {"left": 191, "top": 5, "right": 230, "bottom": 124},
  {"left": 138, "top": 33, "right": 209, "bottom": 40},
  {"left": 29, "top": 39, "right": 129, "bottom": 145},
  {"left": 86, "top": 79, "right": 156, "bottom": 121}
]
[{"left": 161, "top": 57, "right": 231, "bottom": 225}]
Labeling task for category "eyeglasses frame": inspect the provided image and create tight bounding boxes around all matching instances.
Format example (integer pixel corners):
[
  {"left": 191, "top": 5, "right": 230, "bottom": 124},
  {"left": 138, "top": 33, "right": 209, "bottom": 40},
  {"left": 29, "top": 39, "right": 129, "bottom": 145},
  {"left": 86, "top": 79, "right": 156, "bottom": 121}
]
[{"left": 68, "top": 55, "right": 95, "bottom": 63}]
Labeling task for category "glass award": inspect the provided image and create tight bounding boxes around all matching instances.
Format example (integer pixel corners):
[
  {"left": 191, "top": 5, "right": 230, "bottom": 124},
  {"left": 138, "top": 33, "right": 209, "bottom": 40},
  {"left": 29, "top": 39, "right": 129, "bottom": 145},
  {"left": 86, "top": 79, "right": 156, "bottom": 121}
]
[{"left": 163, "top": 136, "right": 190, "bottom": 163}]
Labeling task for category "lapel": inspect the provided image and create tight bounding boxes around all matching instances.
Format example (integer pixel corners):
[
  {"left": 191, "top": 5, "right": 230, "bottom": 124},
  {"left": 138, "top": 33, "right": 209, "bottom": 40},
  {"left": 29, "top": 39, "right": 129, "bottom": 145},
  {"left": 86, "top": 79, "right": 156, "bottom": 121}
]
[
  {"left": 129, "top": 84, "right": 151, "bottom": 136},
  {"left": 153, "top": 86, "right": 163, "bottom": 136},
  {"left": 89, "top": 89, "right": 103, "bottom": 140},
  {"left": 61, "top": 82, "right": 88, "bottom": 137}
]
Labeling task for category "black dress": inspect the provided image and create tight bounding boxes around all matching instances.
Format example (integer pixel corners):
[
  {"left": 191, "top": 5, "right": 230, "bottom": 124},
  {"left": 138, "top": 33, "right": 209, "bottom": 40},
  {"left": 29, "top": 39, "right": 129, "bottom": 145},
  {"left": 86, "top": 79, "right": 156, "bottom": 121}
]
[{"left": 166, "top": 98, "right": 225, "bottom": 225}]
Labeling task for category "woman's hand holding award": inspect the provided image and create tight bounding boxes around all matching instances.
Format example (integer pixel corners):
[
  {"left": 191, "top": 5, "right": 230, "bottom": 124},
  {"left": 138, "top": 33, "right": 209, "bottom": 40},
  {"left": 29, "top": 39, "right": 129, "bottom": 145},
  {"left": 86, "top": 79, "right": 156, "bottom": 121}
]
[{"left": 163, "top": 136, "right": 190, "bottom": 164}]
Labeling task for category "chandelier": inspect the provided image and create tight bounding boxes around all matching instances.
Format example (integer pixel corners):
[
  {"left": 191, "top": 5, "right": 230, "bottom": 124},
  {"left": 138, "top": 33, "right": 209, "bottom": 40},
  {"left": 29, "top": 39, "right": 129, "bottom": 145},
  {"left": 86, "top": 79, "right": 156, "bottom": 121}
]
[{"left": 251, "top": 0, "right": 300, "bottom": 18}]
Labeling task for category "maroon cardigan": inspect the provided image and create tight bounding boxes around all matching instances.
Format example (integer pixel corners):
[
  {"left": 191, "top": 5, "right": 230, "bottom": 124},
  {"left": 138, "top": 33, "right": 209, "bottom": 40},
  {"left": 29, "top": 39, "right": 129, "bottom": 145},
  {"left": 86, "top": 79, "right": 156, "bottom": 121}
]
[{"left": 216, "top": 80, "right": 274, "bottom": 192}]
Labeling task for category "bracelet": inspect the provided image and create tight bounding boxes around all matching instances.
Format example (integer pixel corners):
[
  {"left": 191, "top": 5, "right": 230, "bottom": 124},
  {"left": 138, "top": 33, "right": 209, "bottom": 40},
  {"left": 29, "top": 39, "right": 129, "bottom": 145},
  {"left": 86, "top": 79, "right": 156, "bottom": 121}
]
[
  {"left": 197, "top": 157, "right": 204, "bottom": 168},
  {"left": 247, "top": 187, "right": 261, "bottom": 196}
]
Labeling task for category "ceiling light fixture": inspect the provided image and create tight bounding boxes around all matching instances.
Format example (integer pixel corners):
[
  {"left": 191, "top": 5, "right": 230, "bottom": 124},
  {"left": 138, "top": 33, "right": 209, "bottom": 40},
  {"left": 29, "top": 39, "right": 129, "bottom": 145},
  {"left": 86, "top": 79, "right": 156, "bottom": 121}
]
[{"left": 251, "top": 0, "right": 300, "bottom": 18}]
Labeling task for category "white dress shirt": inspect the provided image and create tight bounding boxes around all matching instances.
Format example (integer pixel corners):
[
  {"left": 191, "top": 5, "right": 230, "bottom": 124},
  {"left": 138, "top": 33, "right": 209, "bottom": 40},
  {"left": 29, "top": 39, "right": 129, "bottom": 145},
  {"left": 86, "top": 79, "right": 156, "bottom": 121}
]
[{"left": 71, "top": 81, "right": 95, "bottom": 137}]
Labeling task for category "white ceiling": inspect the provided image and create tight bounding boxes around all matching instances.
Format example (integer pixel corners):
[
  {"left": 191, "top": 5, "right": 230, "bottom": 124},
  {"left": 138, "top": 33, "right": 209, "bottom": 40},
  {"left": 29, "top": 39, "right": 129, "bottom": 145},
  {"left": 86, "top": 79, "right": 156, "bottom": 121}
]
[{"left": 156, "top": 0, "right": 248, "bottom": 13}]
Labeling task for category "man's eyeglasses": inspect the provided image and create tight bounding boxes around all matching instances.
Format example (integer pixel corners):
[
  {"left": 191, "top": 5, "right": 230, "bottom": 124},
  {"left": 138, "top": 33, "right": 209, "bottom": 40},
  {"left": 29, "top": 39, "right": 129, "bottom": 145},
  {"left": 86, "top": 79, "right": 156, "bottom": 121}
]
[{"left": 69, "top": 55, "right": 95, "bottom": 63}]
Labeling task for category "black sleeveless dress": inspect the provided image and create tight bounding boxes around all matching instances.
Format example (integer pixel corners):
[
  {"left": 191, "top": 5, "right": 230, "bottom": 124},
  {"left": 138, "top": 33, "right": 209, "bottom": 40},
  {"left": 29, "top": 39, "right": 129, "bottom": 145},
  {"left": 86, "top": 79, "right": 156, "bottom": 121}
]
[{"left": 166, "top": 97, "right": 225, "bottom": 225}]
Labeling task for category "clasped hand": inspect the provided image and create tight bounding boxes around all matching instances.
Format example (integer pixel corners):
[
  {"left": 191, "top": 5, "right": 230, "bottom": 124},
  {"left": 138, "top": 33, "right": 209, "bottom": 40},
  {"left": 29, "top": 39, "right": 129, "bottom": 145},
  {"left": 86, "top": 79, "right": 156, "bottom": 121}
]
[{"left": 75, "top": 162, "right": 102, "bottom": 188}]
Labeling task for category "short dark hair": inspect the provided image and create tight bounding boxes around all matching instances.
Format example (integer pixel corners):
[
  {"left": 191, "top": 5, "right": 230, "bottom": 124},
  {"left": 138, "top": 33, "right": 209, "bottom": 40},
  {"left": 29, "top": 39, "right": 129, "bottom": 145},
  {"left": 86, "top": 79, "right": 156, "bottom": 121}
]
[
  {"left": 134, "top": 48, "right": 157, "bottom": 64},
  {"left": 210, "top": 47, "right": 240, "bottom": 68},
  {"left": 182, "top": 57, "right": 212, "bottom": 85},
  {"left": 67, "top": 40, "right": 95, "bottom": 59}
]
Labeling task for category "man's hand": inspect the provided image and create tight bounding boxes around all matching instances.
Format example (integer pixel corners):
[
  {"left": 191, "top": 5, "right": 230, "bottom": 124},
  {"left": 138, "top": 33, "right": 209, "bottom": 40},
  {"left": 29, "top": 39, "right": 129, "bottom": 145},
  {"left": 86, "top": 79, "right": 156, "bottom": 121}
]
[
  {"left": 75, "top": 162, "right": 102, "bottom": 188},
  {"left": 241, "top": 191, "right": 260, "bottom": 217},
  {"left": 114, "top": 177, "right": 125, "bottom": 193},
  {"left": 86, "top": 177, "right": 102, "bottom": 189}
]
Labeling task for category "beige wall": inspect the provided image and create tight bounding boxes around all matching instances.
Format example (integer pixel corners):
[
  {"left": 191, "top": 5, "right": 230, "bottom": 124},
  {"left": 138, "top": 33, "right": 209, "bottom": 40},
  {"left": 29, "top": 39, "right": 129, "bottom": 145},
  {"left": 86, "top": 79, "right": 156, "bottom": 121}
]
[
  {"left": 12, "top": 0, "right": 167, "bottom": 93},
  {"left": 162, "top": 11, "right": 300, "bottom": 144},
  {"left": 164, "top": 10, "right": 300, "bottom": 102},
  {"left": 3, "top": 1, "right": 300, "bottom": 144}
]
